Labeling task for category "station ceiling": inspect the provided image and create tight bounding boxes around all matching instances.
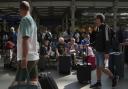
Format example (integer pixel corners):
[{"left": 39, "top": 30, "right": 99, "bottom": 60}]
[
  {"left": 0, "top": 0, "right": 128, "bottom": 1},
  {"left": 0, "top": 0, "right": 128, "bottom": 24}
]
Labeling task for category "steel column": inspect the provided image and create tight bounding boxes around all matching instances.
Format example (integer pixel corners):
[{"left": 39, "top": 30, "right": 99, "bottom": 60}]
[
  {"left": 71, "top": 0, "right": 76, "bottom": 33},
  {"left": 113, "top": 0, "right": 119, "bottom": 32}
]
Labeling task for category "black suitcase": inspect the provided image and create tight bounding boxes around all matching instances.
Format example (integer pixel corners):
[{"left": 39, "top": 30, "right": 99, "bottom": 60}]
[
  {"left": 38, "top": 56, "right": 47, "bottom": 71},
  {"left": 58, "top": 55, "right": 71, "bottom": 74},
  {"left": 77, "top": 63, "right": 91, "bottom": 84},
  {"left": 39, "top": 72, "right": 58, "bottom": 89},
  {"left": 109, "top": 52, "right": 124, "bottom": 78},
  {"left": 124, "top": 46, "right": 128, "bottom": 64}
]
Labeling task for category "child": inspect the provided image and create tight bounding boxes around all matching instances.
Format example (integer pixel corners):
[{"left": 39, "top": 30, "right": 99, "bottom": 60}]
[
  {"left": 84, "top": 44, "right": 96, "bottom": 70},
  {"left": 80, "top": 33, "right": 96, "bottom": 69}
]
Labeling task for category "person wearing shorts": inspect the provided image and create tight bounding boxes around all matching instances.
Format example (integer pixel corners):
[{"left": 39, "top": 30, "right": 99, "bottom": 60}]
[
  {"left": 90, "top": 14, "right": 118, "bottom": 88},
  {"left": 11, "top": 1, "right": 39, "bottom": 86}
]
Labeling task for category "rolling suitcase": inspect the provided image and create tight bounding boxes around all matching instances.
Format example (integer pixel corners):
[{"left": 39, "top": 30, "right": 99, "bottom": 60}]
[
  {"left": 109, "top": 43, "right": 125, "bottom": 79},
  {"left": 76, "top": 61, "right": 91, "bottom": 84},
  {"left": 77, "top": 46, "right": 92, "bottom": 84},
  {"left": 58, "top": 55, "right": 71, "bottom": 74},
  {"left": 38, "top": 56, "right": 46, "bottom": 71},
  {"left": 109, "top": 52, "right": 124, "bottom": 79},
  {"left": 39, "top": 72, "right": 58, "bottom": 89},
  {"left": 124, "top": 45, "right": 128, "bottom": 64}
]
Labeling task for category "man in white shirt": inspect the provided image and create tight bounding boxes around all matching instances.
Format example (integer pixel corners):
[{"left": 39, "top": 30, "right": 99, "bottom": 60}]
[{"left": 11, "top": 1, "right": 39, "bottom": 86}]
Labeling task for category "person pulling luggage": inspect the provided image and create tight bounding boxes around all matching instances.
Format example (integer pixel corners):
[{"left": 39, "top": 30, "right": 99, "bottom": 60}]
[{"left": 9, "top": 1, "right": 41, "bottom": 89}]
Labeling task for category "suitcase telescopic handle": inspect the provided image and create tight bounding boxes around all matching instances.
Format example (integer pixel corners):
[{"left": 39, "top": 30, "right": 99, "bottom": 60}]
[
  {"left": 119, "top": 43, "right": 126, "bottom": 53},
  {"left": 82, "top": 45, "right": 88, "bottom": 65}
]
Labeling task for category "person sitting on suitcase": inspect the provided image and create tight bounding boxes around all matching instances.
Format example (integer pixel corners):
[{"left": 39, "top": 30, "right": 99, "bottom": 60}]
[
  {"left": 85, "top": 43, "right": 96, "bottom": 70},
  {"left": 56, "top": 37, "right": 68, "bottom": 57},
  {"left": 79, "top": 33, "right": 90, "bottom": 57},
  {"left": 67, "top": 37, "right": 78, "bottom": 66},
  {"left": 40, "top": 40, "right": 52, "bottom": 67},
  {"left": 90, "top": 14, "right": 118, "bottom": 88}
]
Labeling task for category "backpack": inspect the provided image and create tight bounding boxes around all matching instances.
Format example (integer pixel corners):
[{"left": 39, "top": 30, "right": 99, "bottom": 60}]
[
  {"left": 44, "top": 32, "right": 52, "bottom": 41},
  {"left": 105, "top": 25, "right": 120, "bottom": 51},
  {"left": 104, "top": 25, "right": 112, "bottom": 49}
]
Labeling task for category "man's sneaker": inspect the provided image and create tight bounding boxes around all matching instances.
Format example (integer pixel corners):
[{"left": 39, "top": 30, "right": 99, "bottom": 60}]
[
  {"left": 90, "top": 82, "right": 101, "bottom": 88},
  {"left": 112, "top": 76, "right": 119, "bottom": 87}
]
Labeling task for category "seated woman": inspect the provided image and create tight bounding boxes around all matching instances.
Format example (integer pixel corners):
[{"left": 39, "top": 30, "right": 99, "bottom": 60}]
[
  {"left": 79, "top": 44, "right": 96, "bottom": 69},
  {"left": 5, "top": 39, "right": 15, "bottom": 69},
  {"left": 39, "top": 40, "right": 51, "bottom": 69},
  {"left": 67, "top": 37, "right": 78, "bottom": 66},
  {"left": 79, "top": 33, "right": 90, "bottom": 57},
  {"left": 80, "top": 33, "right": 96, "bottom": 69},
  {"left": 85, "top": 44, "right": 96, "bottom": 69}
]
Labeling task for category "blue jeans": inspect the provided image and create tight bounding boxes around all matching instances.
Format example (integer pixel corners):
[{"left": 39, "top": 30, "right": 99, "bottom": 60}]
[{"left": 95, "top": 51, "right": 105, "bottom": 67}]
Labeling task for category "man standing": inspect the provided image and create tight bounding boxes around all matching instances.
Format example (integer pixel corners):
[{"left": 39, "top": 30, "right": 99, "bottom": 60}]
[
  {"left": 90, "top": 14, "right": 118, "bottom": 88},
  {"left": 11, "top": 1, "right": 39, "bottom": 86}
]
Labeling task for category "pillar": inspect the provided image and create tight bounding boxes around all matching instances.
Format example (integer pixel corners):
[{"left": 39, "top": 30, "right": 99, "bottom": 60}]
[
  {"left": 65, "top": 14, "right": 69, "bottom": 30},
  {"left": 3, "top": 19, "right": 6, "bottom": 31},
  {"left": 70, "top": 0, "right": 76, "bottom": 34},
  {"left": 113, "top": 0, "right": 119, "bottom": 32},
  {"left": 62, "top": 18, "right": 65, "bottom": 31}
]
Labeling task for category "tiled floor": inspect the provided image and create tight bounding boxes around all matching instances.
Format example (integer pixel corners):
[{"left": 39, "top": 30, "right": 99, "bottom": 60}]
[{"left": 0, "top": 64, "right": 128, "bottom": 89}]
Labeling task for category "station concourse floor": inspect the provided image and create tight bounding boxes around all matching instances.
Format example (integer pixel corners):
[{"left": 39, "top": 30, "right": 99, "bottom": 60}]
[{"left": 0, "top": 63, "right": 128, "bottom": 89}]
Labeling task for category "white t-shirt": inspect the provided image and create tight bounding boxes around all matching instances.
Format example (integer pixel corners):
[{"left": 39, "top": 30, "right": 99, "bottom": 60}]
[{"left": 17, "top": 15, "right": 39, "bottom": 61}]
